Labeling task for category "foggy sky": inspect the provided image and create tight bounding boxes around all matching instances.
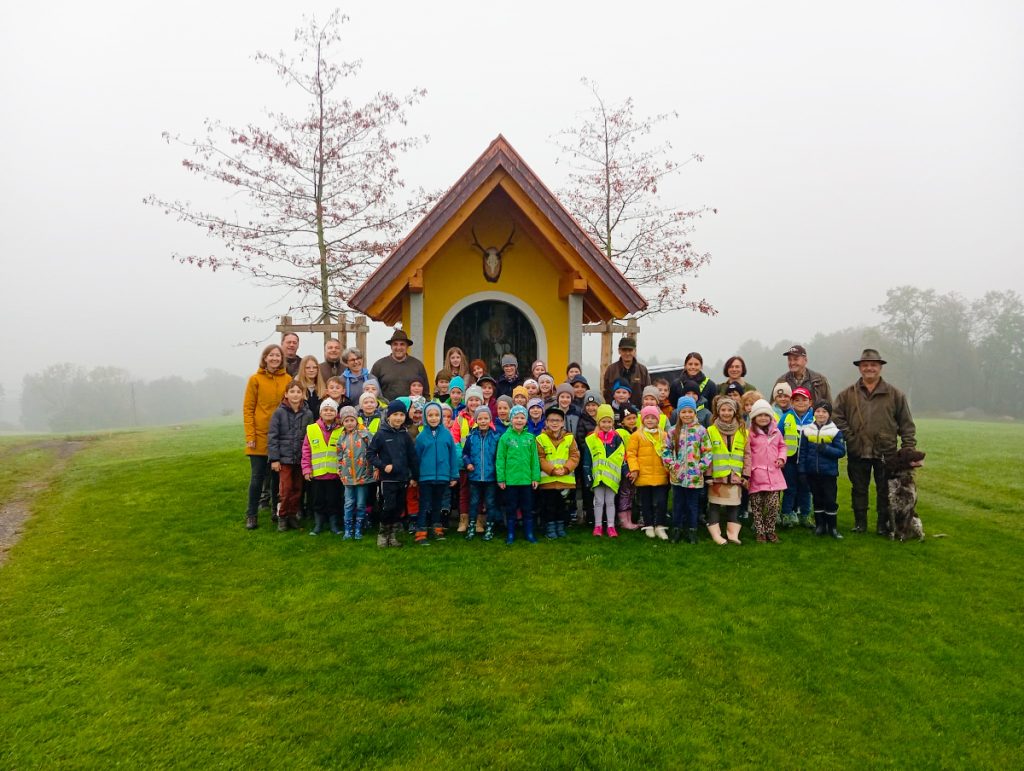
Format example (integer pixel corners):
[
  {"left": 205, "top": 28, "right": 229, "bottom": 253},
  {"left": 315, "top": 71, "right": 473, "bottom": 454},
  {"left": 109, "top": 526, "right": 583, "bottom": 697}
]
[{"left": 2, "top": 1, "right": 1022, "bottom": 419}]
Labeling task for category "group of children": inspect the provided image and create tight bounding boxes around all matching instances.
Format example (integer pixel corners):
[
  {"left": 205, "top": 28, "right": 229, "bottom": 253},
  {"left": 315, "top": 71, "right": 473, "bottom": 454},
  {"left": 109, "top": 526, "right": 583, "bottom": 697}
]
[{"left": 264, "top": 363, "right": 849, "bottom": 548}]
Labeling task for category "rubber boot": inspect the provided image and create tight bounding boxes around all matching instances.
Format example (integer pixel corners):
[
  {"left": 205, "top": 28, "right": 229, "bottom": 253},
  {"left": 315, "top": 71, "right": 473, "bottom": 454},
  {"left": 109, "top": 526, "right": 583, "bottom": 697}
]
[
  {"left": 387, "top": 523, "right": 403, "bottom": 548},
  {"left": 506, "top": 518, "right": 516, "bottom": 545},
  {"left": 545, "top": 520, "right": 557, "bottom": 540},
  {"left": 433, "top": 526, "right": 446, "bottom": 541},
  {"left": 707, "top": 523, "right": 727, "bottom": 545},
  {"left": 670, "top": 527, "right": 683, "bottom": 544},
  {"left": 475, "top": 514, "right": 487, "bottom": 534},
  {"left": 813, "top": 510, "right": 826, "bottom": 536},
  {"left": 726, "top": 521, "right": 743, "bottom": 545},
  {"left": 465, "top": 520, "right": 476, "bottom": 541},
  {"left": 686, "top": 528, "right": 699, "bottom": 544},
  {"left": 556, "top": 520, "right": 567, "bottom": 538},
  {"left": 457, "top": 512, "right": 469, "bottom": 533},
  {"left": 524, "top": 516, "right": 537, "bottom": 543},
  {"left": 619, "top": 509, "right": 640, "bottom": 530},
  {"left": 827, "top": 512, "right": 844, "bottom": 540},
  {"left": 277, "top": 515, "right": 289, "bottom": 532},
  {"left": 330, "top": 514, "right": 342, "bottom": 536},
  {"left": 483, "top": 522, "right": 495, "bottom": 541},
  {"left": 310, "top": 514, "right": 325, "bottom": 536},
  {"left": 377, "top": 524, "right": 388, "bottom": 548},
  {"left": 852, "top": 510, "right": 867, "bottom": 533},
  {"left": 354, "top": 516, "right": 363, "bottom": 541},
  {"left": 797, "top": 513, "right": 813, "bottom": 529}
]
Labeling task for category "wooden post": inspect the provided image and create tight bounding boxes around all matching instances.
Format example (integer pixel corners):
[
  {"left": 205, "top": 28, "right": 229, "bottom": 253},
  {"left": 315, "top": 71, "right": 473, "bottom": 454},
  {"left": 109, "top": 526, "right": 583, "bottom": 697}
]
[
  {"left": 600, "top": 328, "right": 613, "bottom": 375},
  {"left": 355, "top": 315, "right": 368, "bottom": 355}
]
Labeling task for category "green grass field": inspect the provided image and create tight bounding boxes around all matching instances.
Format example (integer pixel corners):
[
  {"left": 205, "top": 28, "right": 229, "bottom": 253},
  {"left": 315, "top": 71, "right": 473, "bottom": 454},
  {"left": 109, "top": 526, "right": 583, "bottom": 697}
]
[{"left": 1, "top": 419, "right": 1021, "bottom": 769}]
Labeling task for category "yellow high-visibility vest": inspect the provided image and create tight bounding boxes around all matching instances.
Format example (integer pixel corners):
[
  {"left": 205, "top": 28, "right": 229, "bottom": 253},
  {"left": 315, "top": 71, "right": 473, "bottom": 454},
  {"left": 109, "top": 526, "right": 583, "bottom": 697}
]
[
  {"left": 707, "top": 425, "right": 745, "bottom": 478},
  {"left": 537, "top": 432, "right": 575, "bottom": 486},
  {"left": 585, "top": 433, "right": 625, "bottom": 493},
  {"left": 306, "top": 423, "right": 341, "bottom": 477}
]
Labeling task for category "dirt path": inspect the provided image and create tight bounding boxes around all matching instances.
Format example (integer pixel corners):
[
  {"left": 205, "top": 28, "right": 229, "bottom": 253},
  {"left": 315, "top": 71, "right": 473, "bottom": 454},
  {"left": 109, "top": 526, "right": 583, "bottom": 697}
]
[{"left": 0, "top": 438, "right": 90, "bottom": 568}]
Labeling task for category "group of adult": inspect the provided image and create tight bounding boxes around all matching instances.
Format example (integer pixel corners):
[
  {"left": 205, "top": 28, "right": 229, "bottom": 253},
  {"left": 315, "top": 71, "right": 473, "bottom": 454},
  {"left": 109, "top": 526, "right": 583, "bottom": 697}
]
[{"left": 243, "top": 330, "right": 916, "bottom": 535}]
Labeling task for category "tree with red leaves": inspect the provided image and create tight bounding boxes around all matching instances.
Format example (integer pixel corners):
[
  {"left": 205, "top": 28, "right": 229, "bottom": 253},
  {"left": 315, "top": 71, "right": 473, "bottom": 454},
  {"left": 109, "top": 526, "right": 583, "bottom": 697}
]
[
  {"left": 553, "top": 80, "right": 716, "bottom": 318},
  {"left": 145, "top": 11, "right": 432, "bottom": 330}
]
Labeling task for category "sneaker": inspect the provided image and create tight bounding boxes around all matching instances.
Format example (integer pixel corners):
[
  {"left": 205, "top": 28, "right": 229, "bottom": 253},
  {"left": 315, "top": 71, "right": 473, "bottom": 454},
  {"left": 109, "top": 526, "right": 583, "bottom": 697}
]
[
  {"left": 414, "top": 530, "right": 430, "bottom": 546},
  {"left": 433, "top": 527, "right": 446, "bottom": 540},
  {"left": 592, "top": 526, "right": 603, "bottom": 537},
  {"left": 607, "top": 526, "right": 618, "bottom": 538}
]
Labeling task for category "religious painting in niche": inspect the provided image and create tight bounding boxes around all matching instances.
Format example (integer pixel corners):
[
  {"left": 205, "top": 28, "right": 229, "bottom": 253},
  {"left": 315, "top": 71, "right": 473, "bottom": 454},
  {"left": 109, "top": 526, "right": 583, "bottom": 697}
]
[{"left": 443, "top": 301, "right": 537, "bottom": 377}]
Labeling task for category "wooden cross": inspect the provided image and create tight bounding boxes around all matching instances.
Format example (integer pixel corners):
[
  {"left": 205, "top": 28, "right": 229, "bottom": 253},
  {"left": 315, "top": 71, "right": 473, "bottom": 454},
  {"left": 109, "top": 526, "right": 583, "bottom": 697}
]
[
  {"left": 275, "top": 314, "right": 369, "bottom": 353},
  {"left": 582, "top": 318, "right": 641, "bottom": 374}
]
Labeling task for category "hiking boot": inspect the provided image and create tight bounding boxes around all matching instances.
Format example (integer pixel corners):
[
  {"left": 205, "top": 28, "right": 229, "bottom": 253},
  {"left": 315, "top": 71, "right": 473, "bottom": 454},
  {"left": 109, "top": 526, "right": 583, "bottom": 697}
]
[
  {"left": 457, "top": 513, "right": 469, "bottom": 533},
  {"left": 433, "top": 527, "right": 446, "bottom": 540},
  {"left": 415, "top": 530, "right": 430, "bottom": 546},
  {"left": 377, "top": 526, "right": 388, "bottom": 548},
  {"left": 670, "top": 527, "right": 683, "bottom": 544},
  {"left": 245, "top": 515, "right": 258, "bottom": 530},
  {"left": 386, "top": 524, "right": 403, "bottom": 548},
  {"left": 277, "top": 517, "right": 289, "bottom": 532}
]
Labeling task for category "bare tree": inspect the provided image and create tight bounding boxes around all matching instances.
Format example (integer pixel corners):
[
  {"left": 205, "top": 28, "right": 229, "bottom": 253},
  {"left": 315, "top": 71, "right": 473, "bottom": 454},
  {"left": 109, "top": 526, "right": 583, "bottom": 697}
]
[
  {"left": 145, "top": 11, "right": 433, "bottom": 330},
  {"left": 553, "top": 80, "right": 716, "bottom": 318}
]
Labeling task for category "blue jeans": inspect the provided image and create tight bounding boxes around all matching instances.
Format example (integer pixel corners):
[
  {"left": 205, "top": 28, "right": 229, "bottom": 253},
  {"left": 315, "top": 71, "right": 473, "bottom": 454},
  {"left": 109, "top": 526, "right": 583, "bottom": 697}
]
[
  {"left": 671, "top": 486, "right": 702, "bottom": 529},
  {"left": 469, "top": 482, "right": 499, "bottom": 524},
  {"left": 417, "top": 482, "right": 449, "bottom": 530},
  {"left": 781, "top": 460, "right": 810, "bottom": 516},
  {"left": 344, "top": 483, "right": 370, "bottom": 528}
]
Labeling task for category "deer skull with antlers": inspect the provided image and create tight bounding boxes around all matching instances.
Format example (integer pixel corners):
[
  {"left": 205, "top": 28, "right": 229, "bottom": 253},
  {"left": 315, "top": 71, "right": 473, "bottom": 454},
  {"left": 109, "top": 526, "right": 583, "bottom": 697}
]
[{"left": 471, "top": 224, "right": 515, "bottom": 283}]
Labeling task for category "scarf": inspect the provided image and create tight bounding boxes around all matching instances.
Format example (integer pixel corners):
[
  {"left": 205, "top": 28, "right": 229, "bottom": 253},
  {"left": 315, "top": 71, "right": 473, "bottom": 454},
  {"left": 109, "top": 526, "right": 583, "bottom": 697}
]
[{"left": 596, "top": 429, "right": 616, "bottom": 444}]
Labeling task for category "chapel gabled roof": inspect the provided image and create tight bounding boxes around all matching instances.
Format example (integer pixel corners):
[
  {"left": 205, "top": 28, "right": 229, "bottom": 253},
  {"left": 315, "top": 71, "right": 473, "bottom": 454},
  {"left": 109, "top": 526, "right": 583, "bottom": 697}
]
[{"left": 349, "top": 135, "right": 647, "bottom": 318}]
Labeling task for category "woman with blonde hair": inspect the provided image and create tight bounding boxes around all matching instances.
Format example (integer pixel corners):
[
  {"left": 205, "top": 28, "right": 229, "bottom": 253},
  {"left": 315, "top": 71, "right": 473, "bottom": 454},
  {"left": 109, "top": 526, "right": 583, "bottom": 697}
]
[{"left": 243, "top": 344, "right": 292, "bottom": 529}]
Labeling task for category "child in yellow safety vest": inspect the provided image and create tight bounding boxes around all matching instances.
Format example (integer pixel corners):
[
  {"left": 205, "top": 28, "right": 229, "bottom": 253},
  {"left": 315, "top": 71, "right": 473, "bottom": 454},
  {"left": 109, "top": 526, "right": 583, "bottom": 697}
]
[
  {"left": 582, "top": 404, "right": 626, "bottom": 538},
  {"left": 301, "top": 398, "right": 344, "bottom": 536},
  {"left": 537, "top": 406, "right": 581, "bottom": 539},
  {"left": 704, "top": 397, "right": 747, "bottom": 546}
]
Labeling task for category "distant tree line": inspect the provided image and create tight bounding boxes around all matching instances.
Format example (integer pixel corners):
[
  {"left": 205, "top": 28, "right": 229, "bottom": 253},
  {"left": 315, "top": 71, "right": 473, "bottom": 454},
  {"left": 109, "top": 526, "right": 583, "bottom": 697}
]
[
  {"left": 19, "top": 367, "right": 245, "bottom": 432},
  {"left": 709, "top": 287, "right": 1024, "bottom": 419}
]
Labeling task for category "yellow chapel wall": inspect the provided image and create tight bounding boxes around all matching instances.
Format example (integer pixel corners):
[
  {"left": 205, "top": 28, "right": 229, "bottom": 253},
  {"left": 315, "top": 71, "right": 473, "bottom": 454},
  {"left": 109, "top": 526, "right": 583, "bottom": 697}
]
[{"left": 402, "top": 197, "right": 569, "bottom": 379}]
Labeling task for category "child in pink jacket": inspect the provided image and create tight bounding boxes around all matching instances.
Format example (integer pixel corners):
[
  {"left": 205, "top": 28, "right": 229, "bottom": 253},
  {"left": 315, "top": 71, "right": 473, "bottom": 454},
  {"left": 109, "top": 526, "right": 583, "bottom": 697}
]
[{"left": 743, "top": 399, "right": 788, "bottom": 543}]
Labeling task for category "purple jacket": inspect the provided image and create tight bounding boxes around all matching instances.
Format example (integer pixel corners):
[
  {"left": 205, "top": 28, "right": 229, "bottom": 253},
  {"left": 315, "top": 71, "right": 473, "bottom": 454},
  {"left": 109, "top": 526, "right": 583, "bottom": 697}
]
[{"left": 743, "top": 423, "right": 788, "bottom": 493}]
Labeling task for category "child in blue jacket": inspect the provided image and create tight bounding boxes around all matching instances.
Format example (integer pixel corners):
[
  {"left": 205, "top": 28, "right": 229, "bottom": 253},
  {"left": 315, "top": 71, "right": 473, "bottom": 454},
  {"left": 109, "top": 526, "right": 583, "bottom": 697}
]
[
  {"left": 414, "top": 401, "right": 459, "bottom": 544},
  {"left": 462, "top": 405, "right": 501, "bottom": 541},
  {"left": 798, "top": 400, "right": 847, "bottom": 539}
]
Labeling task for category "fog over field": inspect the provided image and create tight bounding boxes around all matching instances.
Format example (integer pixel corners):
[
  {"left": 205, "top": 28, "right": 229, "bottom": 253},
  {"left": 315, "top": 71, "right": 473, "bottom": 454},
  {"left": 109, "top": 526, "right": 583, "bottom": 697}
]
[{"left": 1, "top": 1, "right": 1021, "bottom": 426}]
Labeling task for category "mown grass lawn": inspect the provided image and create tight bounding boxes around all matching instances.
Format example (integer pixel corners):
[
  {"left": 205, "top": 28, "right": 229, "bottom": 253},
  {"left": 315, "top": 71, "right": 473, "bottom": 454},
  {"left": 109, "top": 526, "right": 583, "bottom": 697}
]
[{"left": 1, "top": 419, "right": 1022, "bottom": 769}]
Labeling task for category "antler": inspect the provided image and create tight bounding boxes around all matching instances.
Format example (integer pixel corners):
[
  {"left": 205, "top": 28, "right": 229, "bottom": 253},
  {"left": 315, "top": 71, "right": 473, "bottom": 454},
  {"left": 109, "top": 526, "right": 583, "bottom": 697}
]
[
  {"left": 470, "top": 227, "right": 486, "bottom": 255},
  {"left": 496, "top": 224, "right": 516, "bottom": 256}
]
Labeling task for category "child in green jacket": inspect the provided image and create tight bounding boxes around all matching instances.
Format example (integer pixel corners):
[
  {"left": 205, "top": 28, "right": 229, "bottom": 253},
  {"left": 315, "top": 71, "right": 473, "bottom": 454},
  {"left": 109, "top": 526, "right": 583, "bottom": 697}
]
[{"left": 496, "top": 405, "right": 541, "bottom": 543}]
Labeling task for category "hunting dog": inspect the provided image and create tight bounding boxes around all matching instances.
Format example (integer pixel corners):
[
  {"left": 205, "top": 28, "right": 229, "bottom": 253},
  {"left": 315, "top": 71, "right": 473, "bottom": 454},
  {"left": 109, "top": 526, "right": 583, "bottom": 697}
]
[{"left": 885, "top": 447, "right": 926, "bottom": 541}]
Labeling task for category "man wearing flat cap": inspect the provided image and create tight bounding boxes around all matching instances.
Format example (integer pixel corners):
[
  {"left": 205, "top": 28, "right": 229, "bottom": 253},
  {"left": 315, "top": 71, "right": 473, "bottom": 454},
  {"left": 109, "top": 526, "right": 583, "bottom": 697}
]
[
  {"left": 832, "top": 348, "right": 917, "bottom": 535},
  {"left": 601, "top": 337, "right": 651, "bottom": 408},
  {"left": 370, "top": 328, "right": 429, "bottom": 402},
  {"left": 774, "top": 344, "right": 832, "bottom": 404}
]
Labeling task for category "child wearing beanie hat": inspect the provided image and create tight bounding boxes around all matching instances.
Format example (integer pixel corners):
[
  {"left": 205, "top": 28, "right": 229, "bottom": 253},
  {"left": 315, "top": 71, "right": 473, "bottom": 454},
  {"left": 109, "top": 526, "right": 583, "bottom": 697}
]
[
  {"left": 582, "top": 403, "right": 626, "bottom": 537},
  {"left": 448, "top": 375, "right": 466, "bottom": 417},
  {"left": 627, "top": 404, "right": 671, "bottom": 539},
  {"left": 414, "top": 401, "right": 459, "bottom": 544},
  {"left": 705, "top": 397, "right": 747, "bottom": 545},
  {"left": 496, "top": 403, "right": 541, "bottom": 543},
  {"left": 462, "top": 400, "right": 501, "bottom": 541},
  {"left": 301, "top": 396, "right": 344, "bottom": 535},
  {"left": 662, "top": 394, "right": 712, "bottom": 543},
  {"left": 451, "top": 385, "right": 486, "bottom": 534},
  {"left": 526, "top": 398, "right": 545, "bottom": 436},
  {"left": 744, "top": 399, "right": 788, "bottom": 543},
  {"left": 798, "top": 399, "right": 847, "bottom": 539},
  {"left": 336, "top": 400, "right": 375, "bottom": 539},
  {"left": 367, "top": 399, "right": 419, "bottom": 547}
]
